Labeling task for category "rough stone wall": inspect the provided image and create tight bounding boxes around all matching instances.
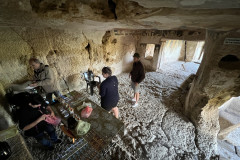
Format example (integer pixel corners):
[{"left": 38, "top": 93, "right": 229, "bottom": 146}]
[
  {"left": 0, "top": 28, "right": 138, "bottom": 95},
  {"left": 0, "top": 25, "right": 239, "bottom": 159},
  {"left": 1, "top": 0, "right": 240, "bottom": 32},
  {"left": 104, "top": 30, "right": 137, "bottom": 74},
  {"left": 185, "top": 41, "right": 198, "bottom": 62},
  {"left": 185, "top": 30, "right": 240, "bottom": 159},
  {"left": 0, "top": 28, "right": 206, "bottom": 92},
  {"left": 0, "top": 28, "right": 205, "bottom": 96},
  {"left": 0, "top": 1, "right": 240, "bottom": 158}
]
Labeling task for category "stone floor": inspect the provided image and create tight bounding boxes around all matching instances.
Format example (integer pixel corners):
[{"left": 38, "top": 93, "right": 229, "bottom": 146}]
[{"left": 91, "top": 61, "right": 200, "bottom": 159}]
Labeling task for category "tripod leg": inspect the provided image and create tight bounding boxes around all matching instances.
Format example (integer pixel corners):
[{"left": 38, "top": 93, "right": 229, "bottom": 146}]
[
  {"left": 86, "top": 83, "right": 89, "bottom": 93},
  {"left": 90, "top": 85, "right": 94, "bottom": 96}
]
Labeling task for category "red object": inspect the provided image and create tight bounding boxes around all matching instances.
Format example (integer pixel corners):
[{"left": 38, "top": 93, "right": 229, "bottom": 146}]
[
  {"left": 45, "top": 115, "right": 61, "bottom": 126},
  {"left": 81, "top": 106, "right": 93, "bottom": 118}
]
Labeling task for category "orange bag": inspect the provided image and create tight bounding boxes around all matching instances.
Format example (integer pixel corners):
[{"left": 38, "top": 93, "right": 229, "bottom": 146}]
[{"left": 81, "top": 106, "right": 93, "bottom": 118}]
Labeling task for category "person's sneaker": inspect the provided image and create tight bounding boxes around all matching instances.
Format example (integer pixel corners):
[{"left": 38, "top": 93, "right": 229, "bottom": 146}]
[
  {"left": 132, "top": 98, "right": 136, "bottom": 102},
  {"left": 54, "top": 139, "right": 62, "bottom": 144},
  {"left": 132, "top": 103, "right": 138, "bottom": 108},
  {"left": 47, "top": 146, "right": 55, "bottom": 151}
]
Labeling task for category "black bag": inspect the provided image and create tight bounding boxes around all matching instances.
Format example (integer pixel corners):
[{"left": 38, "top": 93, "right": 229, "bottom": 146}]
[
  {"left": 67, "top": 117, "right": 78, "bottom": 130},
  {"left": 5, "top": 92, "right": 31, "bottom": 122},
  {"left": 6, "top": 92, "right": 31, "bottom": 107},
  {"left": 0, "top": 141, "right": 11, "bottom": 160}
]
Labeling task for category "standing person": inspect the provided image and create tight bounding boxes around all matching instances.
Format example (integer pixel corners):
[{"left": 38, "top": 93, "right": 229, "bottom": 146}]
[
  {"left": 29, "top": 58, "right": 61, "bottom": 104},
  {"left": 18, "top": 94, "right": 61, "bottom": 151},
  {"left": 129, "top": 53, "right": 145, "bottom": 108},
  {"left": 99, "top": 67, "right": 119, "bottom": 118}
]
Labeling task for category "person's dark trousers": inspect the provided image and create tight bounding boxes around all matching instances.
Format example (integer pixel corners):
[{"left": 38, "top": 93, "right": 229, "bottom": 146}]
[
  {"left": 46, "top": 91, "right": 61, "bottom": 104},
  {"left": 34, "top": 124, "right": 58, "bottom": 147}
]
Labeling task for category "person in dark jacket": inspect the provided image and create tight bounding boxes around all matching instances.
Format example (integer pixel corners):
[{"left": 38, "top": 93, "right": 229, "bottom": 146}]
[
  {"left": 18, "top": 94, "right": 61, "bottom": 151},
  {"left": 129, "top": 53, "right": 145, "bottom": 108},
  {"left": 99, "top": 67, "right": 119, "bottom": 118}
]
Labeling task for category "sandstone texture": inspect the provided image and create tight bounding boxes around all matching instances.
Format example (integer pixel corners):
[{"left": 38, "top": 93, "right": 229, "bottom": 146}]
[{"left": 0, "top": 0, "right": 240, "bottom": 159}]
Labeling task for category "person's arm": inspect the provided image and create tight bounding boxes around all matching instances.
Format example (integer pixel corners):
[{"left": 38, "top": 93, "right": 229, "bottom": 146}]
[
  {"left": 99, "top": 82, "right": 107, "bottom": 97},
  {"left": 115, "top": 76, "right": 119, "bottom": 85},
  {"left": 29, "top": 74, "right": 38, "bottom": 87},
  {"left": 47, "top": 106, "right": 55, "bottom": 117},
  {"left": 23, "top": 114, "right": 46, "bottom": 131},
  {"left": 37, "top": 67, "right": 54, "bottom": 86},
  {"left": 129, "top": 63, "right": 134, "bottom": 78},
  {"left": 129, "top": 69, "right": 132, "bottom": 78},
  {"left": 33, "top": 73, "right": 37, "bottom": 82}
]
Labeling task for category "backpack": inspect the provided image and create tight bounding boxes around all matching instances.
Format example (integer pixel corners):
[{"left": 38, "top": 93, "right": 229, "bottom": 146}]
[
  {"left": 6, "top": 92, "right": 31, "bottom": 107},
  {"left": 5, "top": 92, "right": 31, "bottom": 122}
]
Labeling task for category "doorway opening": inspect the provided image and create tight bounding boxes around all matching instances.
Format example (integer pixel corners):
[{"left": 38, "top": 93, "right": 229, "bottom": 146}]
[{"left": 157, "top": 40, "right": 205, "bottom": 75}]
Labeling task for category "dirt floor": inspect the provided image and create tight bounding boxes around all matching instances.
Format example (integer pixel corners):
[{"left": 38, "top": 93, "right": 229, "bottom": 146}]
[{"left": 25, "top": 61, "right": 201, "bottom": 160}]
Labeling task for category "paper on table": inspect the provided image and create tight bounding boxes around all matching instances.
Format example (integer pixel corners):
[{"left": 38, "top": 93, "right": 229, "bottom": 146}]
[{"left": 25, "top": 86, "right": 35, "bottom": 90}]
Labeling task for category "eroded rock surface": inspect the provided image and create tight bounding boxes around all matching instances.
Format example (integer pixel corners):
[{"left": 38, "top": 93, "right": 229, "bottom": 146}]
[{"left": 0, "top": 1, "right": 240, "bottom": 159}]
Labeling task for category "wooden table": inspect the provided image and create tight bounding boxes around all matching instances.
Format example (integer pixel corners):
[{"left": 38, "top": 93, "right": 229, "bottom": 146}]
[{"left": 52, "top": 90, "right": 124, "bottom": 159}]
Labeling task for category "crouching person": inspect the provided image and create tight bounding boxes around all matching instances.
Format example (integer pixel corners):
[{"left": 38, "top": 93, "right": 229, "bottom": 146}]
[
  {"left": 19, "top": 94, "right": 61, "bottom": 151},
  {"left": 99, "top": 67, "right": 119, "bottom": 119}
]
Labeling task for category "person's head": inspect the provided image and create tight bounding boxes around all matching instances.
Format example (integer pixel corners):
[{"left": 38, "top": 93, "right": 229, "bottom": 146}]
[
  {"left": 28, "top": 94, "right": 44, "bottom": 108},
  {"left": 102, "top": 67, "right": 112, "bottom": 78},
  {"left": 133, "top": 53, "right": 140, "bottom": 62},
  {"left": 29, "top": 58, "right": 41, "bottom": 70}
]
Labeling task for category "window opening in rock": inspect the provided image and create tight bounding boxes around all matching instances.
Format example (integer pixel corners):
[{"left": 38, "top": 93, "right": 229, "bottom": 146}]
[
  {"left": 145, "top": 44, "right": 155, "bottom": 59},
  {"left": 220, "top": 55, "right": 239, "bottom": 62},
  {"left": 218, "top": 55, "right": 240, "bottom": 70}
]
